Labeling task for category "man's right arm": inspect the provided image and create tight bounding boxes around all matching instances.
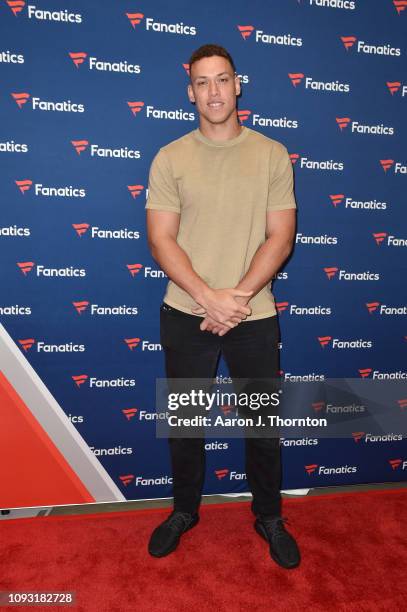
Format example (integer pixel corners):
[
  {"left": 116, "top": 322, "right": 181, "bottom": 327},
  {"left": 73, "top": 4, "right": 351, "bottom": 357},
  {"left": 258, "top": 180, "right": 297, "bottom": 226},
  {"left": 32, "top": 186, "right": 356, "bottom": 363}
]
[{"left": 146, "top": 209, "right": 251, "bottom": 327}]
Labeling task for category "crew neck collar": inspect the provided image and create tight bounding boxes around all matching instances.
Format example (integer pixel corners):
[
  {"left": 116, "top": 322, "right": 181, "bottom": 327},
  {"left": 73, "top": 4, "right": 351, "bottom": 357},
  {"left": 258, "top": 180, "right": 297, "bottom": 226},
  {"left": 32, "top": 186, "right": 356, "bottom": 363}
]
[{"left": 194, "top": 126, "right": 249, "bottom": 148}]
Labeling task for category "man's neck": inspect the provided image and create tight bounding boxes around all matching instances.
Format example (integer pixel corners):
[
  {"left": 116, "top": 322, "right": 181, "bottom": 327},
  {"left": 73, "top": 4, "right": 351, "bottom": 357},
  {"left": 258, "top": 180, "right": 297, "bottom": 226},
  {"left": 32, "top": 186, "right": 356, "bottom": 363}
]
[{"left": 198, "top": 118, "right": 242, "bottom": 142}]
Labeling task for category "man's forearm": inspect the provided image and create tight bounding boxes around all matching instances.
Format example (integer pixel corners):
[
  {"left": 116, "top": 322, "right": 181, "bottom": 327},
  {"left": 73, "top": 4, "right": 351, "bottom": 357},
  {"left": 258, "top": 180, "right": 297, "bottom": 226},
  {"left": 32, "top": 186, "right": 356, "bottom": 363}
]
[
  {"left": 236, "top": 237, "right": 293, "bottom": 296},
  {"left": 150, "top": 237, "right": 208, "bottom": 303}
]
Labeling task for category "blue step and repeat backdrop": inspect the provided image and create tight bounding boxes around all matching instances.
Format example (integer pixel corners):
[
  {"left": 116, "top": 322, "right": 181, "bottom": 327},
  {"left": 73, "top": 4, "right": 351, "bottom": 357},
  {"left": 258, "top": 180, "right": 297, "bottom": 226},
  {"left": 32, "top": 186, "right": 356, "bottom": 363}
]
[{"left": 1, "top": 0, "right": 406, "bottom": 504}]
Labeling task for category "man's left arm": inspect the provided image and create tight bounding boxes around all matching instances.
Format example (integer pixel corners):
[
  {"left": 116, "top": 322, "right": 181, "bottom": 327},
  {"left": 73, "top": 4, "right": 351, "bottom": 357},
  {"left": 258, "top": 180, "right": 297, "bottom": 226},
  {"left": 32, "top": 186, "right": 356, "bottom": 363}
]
[{"left": 200, "top": 209, "right": 296, "bottom": 334}]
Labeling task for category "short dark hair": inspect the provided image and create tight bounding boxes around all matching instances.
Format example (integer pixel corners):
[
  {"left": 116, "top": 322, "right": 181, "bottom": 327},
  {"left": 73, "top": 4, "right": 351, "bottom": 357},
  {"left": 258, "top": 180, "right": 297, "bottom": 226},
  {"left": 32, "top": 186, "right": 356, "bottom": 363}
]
[{"left": 189, "top": 44, "right": 236, "bottom": 75}]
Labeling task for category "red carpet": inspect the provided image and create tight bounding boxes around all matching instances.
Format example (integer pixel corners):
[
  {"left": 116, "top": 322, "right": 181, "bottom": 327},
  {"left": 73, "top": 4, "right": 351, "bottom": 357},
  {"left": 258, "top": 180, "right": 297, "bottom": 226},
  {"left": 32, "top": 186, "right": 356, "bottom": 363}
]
[{"left": 0, "top": 489, "right": 406, "bottom": 612}]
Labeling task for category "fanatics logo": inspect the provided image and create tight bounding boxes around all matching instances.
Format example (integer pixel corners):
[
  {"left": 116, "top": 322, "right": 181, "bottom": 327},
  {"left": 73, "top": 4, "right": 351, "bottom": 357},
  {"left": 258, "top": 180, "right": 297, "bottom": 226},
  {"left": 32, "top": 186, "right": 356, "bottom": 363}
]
[
  {"left": 72, "top": 301, "right": 89, "bottom": 314},
  {"left": 289, "top": 153, "right": 300, "bottom": 165},
  {"left": 336, "top": 117, "right": 350, "bottom": 130},
  {"left": 124, "top": 337, "right": 140, "bottom": 350},
  {"left": 69, "top": 52, "right": 87, "bottom": 68},
  {"left": 237, "top": 109, "right": 251, "bottom": 123},
  {"left": 397, "top": 399, "right": 407, "bottom": 410},
  {"left": 276, "top": 301, "right": 289, "bottom": 314},
  {"left": 72, "top": 374, "right": 88, "bottom": 387},
  {"left": 126, "top": 12, "right": 144, "bottom": 28},
  {"left": 18, "top": 338, "right": 35, "bottom": 352},
  {"left": 380, "top": 159, "right": 394, "bottom": 172},
  {"left": 387, "top": 81, "right": 401, "bottom": 95},
  {"left": 11, "top": 92, "right": 30, "bottom": 108},
  {"left": 119, "top": 474, "right": 135, "bottom": 485},
  {"left": 305, "top": 464, "right": 318, "bottom": 475},
  {"left": 341, "top": 36, "right": 356, "bottom": 50},
  {"left": 352, "top": 432, "right": 365, "bottom": 443},
  {"left": 312, "top": 402, "right": 325, "bottom": 413},
  {"left": 288, "top": 73, "right": 304, "bottom": 87},
  {"left": 358, "top": 368, "right": 372, "bottom": 378},
  {"left": 323, "top": 267, "right": 338, "bottom": 279},
  {"left": 215, "top": 469, "right": 229, "bottom": 480},
  {"left": 71, "top": 140, "right": 89, "bottom": 155},
  {"left": 388, "top": 458, "right": 402, "bottom": 470},
  {"left": 329, "top": 194, "right": 344, "bottom": 207},
  {"left": 372, "top": 232, "right": 387, "bottom": 245},
  {"left": 15, "top": 179, "right": 32, "bottom": 194},
  {"left": 237, "top": 25, "right": 254, "bottom": 40},
  {"left": 127, "top": 185, "right": 144, "bottom": 199},
  {"left": 318, "top": 336, "right": 331, "bottom": 348},
  {"left": 127, "top": 263, "right": 143, "bottom": 277},
  {"left": 17, "top": 261, "right": 34, "bottom": 275},
  {"left": 6, "top": 0, "right": 25, "bottom": 16},
  {"left": 72, "top": 223, "right": 90, "bottom": 237},
  {"left": 366, "top": 302, "right": 380, "bottom": 313},
  {"left": 393, "top": 0, "right": 407, "bottom": 14},
  {"left": 127, "top": 101, "right": 144, "bottom": 116},
  {"left": 182, "top": 63, "right": 190, "bottom": 76},
  {"left": 122, "top": 408, "right": 138, "bottom": 420}
]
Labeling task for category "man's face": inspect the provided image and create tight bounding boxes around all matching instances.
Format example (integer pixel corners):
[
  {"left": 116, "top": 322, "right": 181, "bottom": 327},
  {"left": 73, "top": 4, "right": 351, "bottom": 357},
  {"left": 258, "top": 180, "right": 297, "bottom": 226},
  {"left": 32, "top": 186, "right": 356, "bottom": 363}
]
[{"left": 188, "top": 55, "right": 241, "bottom": 127}]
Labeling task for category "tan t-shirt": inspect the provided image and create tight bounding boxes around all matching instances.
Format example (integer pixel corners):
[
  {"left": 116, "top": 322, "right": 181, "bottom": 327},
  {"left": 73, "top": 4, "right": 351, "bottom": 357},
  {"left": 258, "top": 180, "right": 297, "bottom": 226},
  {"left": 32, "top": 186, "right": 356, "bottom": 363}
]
[{"left": 146, "top": 126, "right": 296, "bottom": 321}]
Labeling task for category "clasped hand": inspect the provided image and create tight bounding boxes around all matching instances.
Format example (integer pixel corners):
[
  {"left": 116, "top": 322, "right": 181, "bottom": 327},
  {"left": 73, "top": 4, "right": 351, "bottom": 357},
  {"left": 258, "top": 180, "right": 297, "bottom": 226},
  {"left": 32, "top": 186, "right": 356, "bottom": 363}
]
[{"left": 192, "top": 287, "right": 253, "bottom": 336}]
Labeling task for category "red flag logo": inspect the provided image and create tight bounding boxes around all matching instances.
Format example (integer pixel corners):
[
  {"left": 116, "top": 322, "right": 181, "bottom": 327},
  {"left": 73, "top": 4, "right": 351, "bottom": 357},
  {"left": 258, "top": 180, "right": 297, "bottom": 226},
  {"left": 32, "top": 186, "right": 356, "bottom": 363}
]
[
  {"left": 119, "top": 474, "right": 135, "bottom": 485},
  {"left": 336, "top": 117, "right": 351, "bottom": 131},
  {"left": 312, "top": 402, "right": 325, "bottom": 413},
  {"left": 237, "top": 25, "right": 254, "bottom": 40},
  {"left": 329, "top": 194, "right": 344, "bottom": 207},
  {"left": 323, "top": 267, "right": 338, "bottom": 280},
  {"left": 215, "top": 469, "right": 229, "bottom": 480},
  {"left": 288, "top": 73, "right": 304, "bottom": 87},
  {"left": 127, "top": 264, "right": 143, "bottom": 277},
  {"left": 305, "top": 464, "right": 318, "bottom": 475},
  {"left": 72, "top": 374, "right": 88, "bottom": 388},
  {"left": 388, "top": 458, "right": 402, "bottom": 470},
  {"left": 72, "top": 223, "right": 90, "bottom": 237},
  {"left": 17, "top": 261, "right": 34, "bottom": 275},
  {"left": 128, "top": 101, "right": 144, "bottom": 117},
  {"left": 358, "top": 368, "right": 372, "bottom": 378},
  {"left": 366, "top": 302, "right": 380, "bottom": 314},
  {"left": 352, "top": 432, "right": 365, "bottom": 443},
  {"left": 318, "top": 336, "right": 332, "bottom": 348},
  {"left": 18, "top": 338, "right": 35, "bottom": 352},
  {"left": 341, "top": 36, "right": 357, "bottom": 50},
  {"left": 380, "top": 159, "right": 394, "bottom": 172},
  {"left": 71, "top": 140, "right": 89, "bottom": 155},
  {"left": 11, "top": 92, "right": 30, "bottom": 109},
  {"left": 237, "top": 109, "right": 251, "bottom": 123},
  {"left": 393, "top": 0, "right": 407, "bottom": 14},
  {"left": 372, "top": 232, "right": 387, "bottom": 245},
  {"left": 289, "top": 153, "right": 300, "bottom": 165},
  {"left": 126, "top": 12, "right": 144, "bottom": 28},
  {"left": 122, "top": 408, "right": 138, "bottom": 421},
  {"left": 397, "top": 399, "right": 407, "bottom": 411},
  {"left": 127, "top": 185, "right": 144, "bottom": 199},
  {"left": 276, "top": 301, "right": 289, "bottom": 314},
  {"left": 182, "top": 63, "right": 190, "bottom": 76},
  {"left": 386, "top": 81, "right": 401, "bottom": 95},
  {"left": 69, "top": 52, "right": 87, "bottom": 68},
  {"left": 15, "top": 179, "right": 32, "bottom": 194},
  {"left": 72, "top": 301, "right": 89, "bottom": 315},
  {"left": 6, "top": 0, "right": 25, "bottom": 16},
  {"left": 124, "top": 338, "right": 140, "bottom": 350}
]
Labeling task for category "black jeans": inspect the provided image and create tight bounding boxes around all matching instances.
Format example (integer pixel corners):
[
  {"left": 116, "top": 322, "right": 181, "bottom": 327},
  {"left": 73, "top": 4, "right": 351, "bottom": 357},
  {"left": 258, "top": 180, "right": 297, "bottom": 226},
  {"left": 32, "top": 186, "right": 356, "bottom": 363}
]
[{"left": 160, "top": 302, "right": 282, "bottom": 517}]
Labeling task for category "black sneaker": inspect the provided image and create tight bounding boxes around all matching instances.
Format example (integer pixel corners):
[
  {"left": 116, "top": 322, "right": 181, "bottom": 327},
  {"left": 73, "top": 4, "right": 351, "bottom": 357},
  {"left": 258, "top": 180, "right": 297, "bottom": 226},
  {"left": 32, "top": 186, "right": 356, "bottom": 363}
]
[
  {"left": 254, "top": 516, "right": 300, "bottom": 569},
  {"left": 148, "top": 511, "right": 199, "bottom": 558}
]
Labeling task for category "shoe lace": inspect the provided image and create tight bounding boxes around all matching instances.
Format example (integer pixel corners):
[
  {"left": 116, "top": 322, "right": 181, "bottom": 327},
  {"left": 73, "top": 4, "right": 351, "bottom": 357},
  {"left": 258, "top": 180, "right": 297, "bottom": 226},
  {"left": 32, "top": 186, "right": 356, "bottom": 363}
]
[
  {"left": 166, "top": 511, "right": 193, "bottom": 533},
  {"left": 261, "top": 516, "right": 289, "bottom": 539}
]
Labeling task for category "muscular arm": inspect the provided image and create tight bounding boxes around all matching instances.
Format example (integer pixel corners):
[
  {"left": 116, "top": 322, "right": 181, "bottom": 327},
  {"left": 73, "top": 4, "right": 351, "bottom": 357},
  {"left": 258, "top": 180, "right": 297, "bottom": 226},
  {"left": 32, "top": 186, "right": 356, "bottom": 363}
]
[
  {"left": 199, "top": 208, "right": 296, "bottom": 335},
  {"left": 146, "top": 209, "right": 252, "bottom": 327}
]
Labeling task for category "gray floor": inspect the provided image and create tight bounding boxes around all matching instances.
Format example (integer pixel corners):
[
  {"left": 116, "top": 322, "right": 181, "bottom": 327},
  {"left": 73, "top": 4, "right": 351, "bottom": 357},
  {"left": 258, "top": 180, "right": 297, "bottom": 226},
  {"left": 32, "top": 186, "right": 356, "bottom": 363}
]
[{"left": 48, "top": 481, "right": 407, "bottom": 516}]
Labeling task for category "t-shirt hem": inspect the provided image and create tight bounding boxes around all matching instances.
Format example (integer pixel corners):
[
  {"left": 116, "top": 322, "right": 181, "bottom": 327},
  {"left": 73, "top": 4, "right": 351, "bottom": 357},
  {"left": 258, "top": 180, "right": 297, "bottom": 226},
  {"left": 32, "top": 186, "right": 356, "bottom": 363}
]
[
  {"left": 146, "top": 202, "right": 180, "bottom": 213},
  {"left": 163, "top": 298, "right": 277, "bottom": 321}
]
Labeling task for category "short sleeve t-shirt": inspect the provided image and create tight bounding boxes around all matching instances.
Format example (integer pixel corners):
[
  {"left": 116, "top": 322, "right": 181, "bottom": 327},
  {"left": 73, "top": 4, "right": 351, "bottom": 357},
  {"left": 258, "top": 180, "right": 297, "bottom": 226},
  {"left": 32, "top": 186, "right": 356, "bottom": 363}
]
[{"left": 146, "top": 126, "right": 296, "bottom": 321}]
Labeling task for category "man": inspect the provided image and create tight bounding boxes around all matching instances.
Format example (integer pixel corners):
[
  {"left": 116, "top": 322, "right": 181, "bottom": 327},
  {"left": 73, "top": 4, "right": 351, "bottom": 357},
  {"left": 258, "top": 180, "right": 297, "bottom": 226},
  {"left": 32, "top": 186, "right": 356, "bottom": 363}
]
[{"left": 145, "top": 44, "right": 300, "bottom": 569}]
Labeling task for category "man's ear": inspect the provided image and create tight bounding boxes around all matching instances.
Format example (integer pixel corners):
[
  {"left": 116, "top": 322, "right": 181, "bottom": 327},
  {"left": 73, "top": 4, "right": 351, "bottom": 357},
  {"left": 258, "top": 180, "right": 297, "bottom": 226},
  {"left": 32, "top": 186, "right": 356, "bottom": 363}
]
[
  {"left": 234, "top": 75, "right": 241, "bottom": 97},
  {"left": 188, "top": 83, "right": 195, "bottom": 104}
]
